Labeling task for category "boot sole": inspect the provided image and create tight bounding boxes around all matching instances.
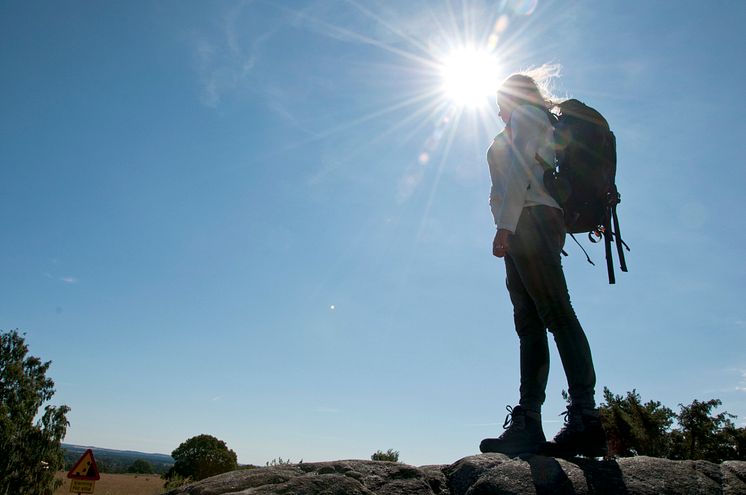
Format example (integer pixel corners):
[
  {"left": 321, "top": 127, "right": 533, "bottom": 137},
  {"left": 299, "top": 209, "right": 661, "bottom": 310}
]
[{"left": 480, "top": 440, "right": 544, "bottom": 457}]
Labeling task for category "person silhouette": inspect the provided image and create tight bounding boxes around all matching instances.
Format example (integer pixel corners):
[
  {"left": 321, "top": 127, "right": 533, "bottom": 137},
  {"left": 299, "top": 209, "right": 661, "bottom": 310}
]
[{"left": 480, "top": 72, "right": 607, "bottom": 458}]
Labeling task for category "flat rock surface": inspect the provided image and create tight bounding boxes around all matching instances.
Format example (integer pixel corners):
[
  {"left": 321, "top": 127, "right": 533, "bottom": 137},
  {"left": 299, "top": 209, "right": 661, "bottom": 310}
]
[{"left": 164, "top": 455, "right": 746, "bottom": 495}]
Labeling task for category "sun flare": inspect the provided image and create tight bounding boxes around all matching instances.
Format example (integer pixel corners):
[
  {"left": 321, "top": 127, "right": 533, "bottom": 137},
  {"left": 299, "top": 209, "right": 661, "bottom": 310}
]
[{"left": 439, "top": 47, "right": 501, "bottom": 109}]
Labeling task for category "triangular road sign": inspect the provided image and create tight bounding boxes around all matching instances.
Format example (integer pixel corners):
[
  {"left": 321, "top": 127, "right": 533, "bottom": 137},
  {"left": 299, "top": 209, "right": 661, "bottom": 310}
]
[{"left": 67, "top": 449, "right": 101, "bottom": 481}]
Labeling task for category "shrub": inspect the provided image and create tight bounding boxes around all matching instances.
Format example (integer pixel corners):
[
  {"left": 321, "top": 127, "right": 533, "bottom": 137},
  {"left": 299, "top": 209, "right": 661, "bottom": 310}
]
[{"left": 371, "top": 449, "right": 399, "bottom": 462}]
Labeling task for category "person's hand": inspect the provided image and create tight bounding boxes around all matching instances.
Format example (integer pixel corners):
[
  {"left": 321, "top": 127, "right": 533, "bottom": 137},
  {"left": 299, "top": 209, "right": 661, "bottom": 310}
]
[{"left": 492, "top": 229, "right": 511, "bottom": 258}]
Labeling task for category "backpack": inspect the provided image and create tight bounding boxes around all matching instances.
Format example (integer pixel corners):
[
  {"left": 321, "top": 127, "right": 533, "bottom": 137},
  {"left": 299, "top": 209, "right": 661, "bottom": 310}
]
[{"left": 536, "top": 99, "right": 629, "bottom": 284}]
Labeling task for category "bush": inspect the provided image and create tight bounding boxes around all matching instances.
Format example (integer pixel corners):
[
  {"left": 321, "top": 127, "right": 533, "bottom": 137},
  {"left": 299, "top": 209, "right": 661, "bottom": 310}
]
[
  {"left": 371, "top": 449, "right": 399, "bottom": 462},
  {"left": 162, "top": 472, "right": 191, "bottom": 491}
]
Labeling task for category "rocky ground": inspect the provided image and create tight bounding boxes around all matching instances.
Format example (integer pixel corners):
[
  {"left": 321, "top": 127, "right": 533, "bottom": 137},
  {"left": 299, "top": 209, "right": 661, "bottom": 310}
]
[{"left": 164, "top": 454, "right": 746, "bottom": 495}]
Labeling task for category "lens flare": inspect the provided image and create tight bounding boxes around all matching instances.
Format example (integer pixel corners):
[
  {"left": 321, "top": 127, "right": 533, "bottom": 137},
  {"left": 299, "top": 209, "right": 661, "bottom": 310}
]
[{"left": 439, "top": 47, "right": 501, "bottom": 109}]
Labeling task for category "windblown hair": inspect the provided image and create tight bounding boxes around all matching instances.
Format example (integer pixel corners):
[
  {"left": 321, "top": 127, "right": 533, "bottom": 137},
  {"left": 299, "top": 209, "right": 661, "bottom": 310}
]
[{"left": 498, "top": 64, "right": 562, "bottom": 110}]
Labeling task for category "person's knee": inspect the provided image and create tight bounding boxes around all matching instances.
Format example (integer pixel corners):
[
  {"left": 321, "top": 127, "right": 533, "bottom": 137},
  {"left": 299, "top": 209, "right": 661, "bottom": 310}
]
[
  {"left": 538, "top": 303, "right": 578, "bottom": 335},
  {"left": 514, "top": 314, "right": 546, "bottom": 339}
]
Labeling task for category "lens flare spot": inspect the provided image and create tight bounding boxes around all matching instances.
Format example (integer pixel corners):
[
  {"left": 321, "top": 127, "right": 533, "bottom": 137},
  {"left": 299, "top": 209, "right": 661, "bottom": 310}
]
[
  {"left": 495, "top": 15, "right": 510, "bottom": 33},
  {"left": 508, "top": 0, "right": 538, "bottom": 16}
]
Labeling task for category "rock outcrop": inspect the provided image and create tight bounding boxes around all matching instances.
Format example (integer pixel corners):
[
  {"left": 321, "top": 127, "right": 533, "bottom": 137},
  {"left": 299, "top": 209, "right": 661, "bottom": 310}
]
[{"left": 165, "top": 454, "right": 746, "bottom": 495}]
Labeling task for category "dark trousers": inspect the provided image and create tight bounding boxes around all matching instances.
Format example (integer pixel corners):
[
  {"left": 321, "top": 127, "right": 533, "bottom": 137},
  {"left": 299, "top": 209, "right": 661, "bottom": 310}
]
[{"left": 504, "top": 206, "right": 596, "bottom": 412}]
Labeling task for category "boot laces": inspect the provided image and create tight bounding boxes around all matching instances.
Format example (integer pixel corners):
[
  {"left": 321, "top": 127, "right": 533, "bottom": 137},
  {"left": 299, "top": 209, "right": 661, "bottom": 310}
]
[
  {"left": 555, "top": 406, "right": 584, "bottom": 439},
  {"left": 502, "top": 405, "right": 525, "bottom": 430}
]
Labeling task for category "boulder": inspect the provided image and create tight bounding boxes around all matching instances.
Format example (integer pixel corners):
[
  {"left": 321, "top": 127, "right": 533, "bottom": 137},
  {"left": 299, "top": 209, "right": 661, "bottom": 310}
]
[{"left": 164, "top": 455, "right": 746, "bottom": 495}]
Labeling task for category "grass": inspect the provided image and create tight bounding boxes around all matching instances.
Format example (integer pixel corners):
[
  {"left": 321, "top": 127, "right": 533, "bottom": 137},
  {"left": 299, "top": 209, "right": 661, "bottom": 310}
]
[{"left": 54, "top": 472, "right": 165, "bottom": 495}]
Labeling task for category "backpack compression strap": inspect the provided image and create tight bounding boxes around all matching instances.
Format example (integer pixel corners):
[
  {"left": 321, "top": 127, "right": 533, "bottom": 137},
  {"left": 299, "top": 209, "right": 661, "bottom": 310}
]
[
  {"left": 612, "top": 204, "right": 629, "bottom": 274},
  {"left": 603, "top": 211, "right": 615, "bottom": 284}
]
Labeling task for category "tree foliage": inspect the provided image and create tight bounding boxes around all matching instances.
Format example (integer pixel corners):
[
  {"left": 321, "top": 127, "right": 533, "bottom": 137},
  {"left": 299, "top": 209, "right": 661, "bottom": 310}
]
[
  {"left": 371, "top": 449, "right": 400, "bottom": 462},
  {"left": 127, "top": 458, "right": 155, "bottom": 474},
  {"left": 670, "top": 398, "right": 740, "bottom": 462},
  {"left": 167, "top": 434, "right": 238, "bottom": 481},
  {"left": 0, "top": 329, "right": 70, "bottom": 495},
  {"left": 599, "top": 387, "right": 675, "bottom": 457},
  {"left": 599, "top": 388, "right": 746, "bottom": 462}
]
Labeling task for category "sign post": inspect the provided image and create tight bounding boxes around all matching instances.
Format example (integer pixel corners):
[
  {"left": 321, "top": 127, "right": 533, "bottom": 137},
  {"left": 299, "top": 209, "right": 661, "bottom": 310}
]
[{"left": 67, "top": 449, "right": 100, "bottom": 494}]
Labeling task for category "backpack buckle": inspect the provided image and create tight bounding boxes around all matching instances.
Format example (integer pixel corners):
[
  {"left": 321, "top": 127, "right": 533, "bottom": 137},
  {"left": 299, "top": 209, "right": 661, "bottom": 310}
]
[
  {"left": 606, "top": 189, "right": 621, "bottom": 207},
  {"left": 588, "top": 226, "right": 604, "bottom": 243}
]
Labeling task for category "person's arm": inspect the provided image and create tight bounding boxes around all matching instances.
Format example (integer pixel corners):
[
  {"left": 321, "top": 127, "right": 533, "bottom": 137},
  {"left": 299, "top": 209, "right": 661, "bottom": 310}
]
[
  {"left": 494, "top": 105, "right": 548, "bottom": 233},
  {"left": 487, "top": 141, "right": 504, "bottom": 228}
]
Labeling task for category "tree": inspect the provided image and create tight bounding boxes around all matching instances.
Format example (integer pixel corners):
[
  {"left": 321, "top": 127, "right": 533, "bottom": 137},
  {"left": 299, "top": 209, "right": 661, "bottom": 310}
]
[
  {"left": 167, "top": 434, "right": 238, "bottom": 481},
  {"left": 371, "top": 449, "right": 399, "bottom": 462},
  {"left": 0, "top": 329, "right": 70, "bottom": 495},
  {"left": 599, "top": 387, "right": 675, "bottom": 458},
  {"left": 721, "top": 423, "right": 746, "bottom": 461},
  {"left": 127, "top": 459, "right": 155, "bottom": 474},
  {"left": 671, "top": 398, "right": 738, "bottom": 462}
]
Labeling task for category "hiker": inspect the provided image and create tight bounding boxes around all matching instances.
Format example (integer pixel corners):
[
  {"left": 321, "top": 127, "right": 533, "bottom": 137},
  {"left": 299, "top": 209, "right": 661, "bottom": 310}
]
[{"left": 480, "top": 72, "right": 608, "bottom": 458}]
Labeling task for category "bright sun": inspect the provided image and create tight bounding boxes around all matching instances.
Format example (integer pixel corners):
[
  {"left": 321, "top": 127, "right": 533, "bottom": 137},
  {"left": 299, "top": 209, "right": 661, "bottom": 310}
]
[{"left": 439, "top": 47, "right": 501, "bottom": 109}]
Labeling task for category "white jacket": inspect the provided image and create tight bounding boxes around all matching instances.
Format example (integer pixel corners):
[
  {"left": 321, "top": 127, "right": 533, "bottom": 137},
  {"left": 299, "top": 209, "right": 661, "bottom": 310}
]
[{"left": 487, "top": 104, "right": 561, "bottom": 232}]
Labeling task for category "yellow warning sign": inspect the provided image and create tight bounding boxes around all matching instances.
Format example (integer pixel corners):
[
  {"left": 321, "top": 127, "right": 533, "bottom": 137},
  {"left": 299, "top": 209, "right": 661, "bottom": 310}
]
[
  {"left": 69, "top": 479, "right": 95, "bottom": 493},
  {"left": 67, "top": 449, "right": 101, "bottom": 481}
]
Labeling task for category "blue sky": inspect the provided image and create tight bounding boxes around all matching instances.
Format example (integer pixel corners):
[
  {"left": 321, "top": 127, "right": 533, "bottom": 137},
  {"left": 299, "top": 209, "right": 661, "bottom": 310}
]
[{"left": 2, "top": 0, "right": 745, "bottom": 466}]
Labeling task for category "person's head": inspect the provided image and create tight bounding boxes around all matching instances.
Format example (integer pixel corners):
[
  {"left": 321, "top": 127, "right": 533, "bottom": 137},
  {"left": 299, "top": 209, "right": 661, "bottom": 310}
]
[
  {"left": 497, "top": 65, "right": 561, "bottom": 124},
  {"left": 497, "top": 74, "right": 547, "bottom": 124}
]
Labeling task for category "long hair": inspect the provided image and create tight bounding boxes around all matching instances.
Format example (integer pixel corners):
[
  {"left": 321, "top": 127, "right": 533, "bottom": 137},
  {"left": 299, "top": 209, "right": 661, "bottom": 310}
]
[{"left": 498, "top": 64, "right": 562, "bottom": 110}]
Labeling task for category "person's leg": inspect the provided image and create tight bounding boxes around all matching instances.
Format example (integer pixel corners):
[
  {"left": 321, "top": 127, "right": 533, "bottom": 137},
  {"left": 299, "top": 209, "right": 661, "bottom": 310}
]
[
  {"left": 507, "top": 207, "right": 596, "bottom": 409},
  {"left": 505, "top": 253, "right": 549, "bottom": 413},
  {"left": 480, "top": 214, "right": 550, "bottom": 456},
  {"left": 508, "top": 206, "right": 606, "bottom": 457}
]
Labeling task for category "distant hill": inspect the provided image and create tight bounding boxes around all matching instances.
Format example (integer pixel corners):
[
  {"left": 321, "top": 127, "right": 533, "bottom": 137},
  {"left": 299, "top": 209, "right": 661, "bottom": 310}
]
[{"left": 62, "top": 443, "right": 174, "bottom": 474}]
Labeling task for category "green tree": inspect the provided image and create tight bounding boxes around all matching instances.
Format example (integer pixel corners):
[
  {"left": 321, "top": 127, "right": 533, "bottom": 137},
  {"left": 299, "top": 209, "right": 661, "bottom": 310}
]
[
  {"left": 721, "top": 423, "right": 746, "bottom": 460},
  {"left": 599, "top": 387, "right": 675, "bottom": 457},
  {"left": 371, "top": 449, "right": 399, "bottom": 462},
  {"left": 167, "top": 434, "right": 238, "bottom": 481},
  {"left": 671, "top": 398, "right": 738, "bottom": 462},
  {"left": 0, "top": 329, "right": 70, "bottom": 495},
  {"left": 127, "top": 458, "right": 154, "bottom": 474}
]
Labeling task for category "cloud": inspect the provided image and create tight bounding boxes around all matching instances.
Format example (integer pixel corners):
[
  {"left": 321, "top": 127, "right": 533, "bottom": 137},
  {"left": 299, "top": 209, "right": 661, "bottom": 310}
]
[
  {"left": 728, "top": 368, "right": 746, "bottom": 393},
  {"left": 60, "top": 276, "right": 78, "bottom": 284},
  {"left": 191, "top": 2, "right": 277, "bottom": 108}
]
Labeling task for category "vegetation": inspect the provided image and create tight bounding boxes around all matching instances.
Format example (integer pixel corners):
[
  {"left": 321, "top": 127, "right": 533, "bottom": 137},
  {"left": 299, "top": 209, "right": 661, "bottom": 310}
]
[
  {"left": 1, "top": 329, "right": 70, "bottom": 495},
  {"left": 266, "top": 457, "right": 298, "bottom": 466},
  {"left": 599, "top": 388, "right": 675, "bottom": 458},
  {"left": 371, "top": 449, "right": 400, "bottom": 462},
  {"left": 62, "top": 445, "right": 173, "bottom": 474},
  {"left": 165, "top": 434, "right": 238, "bottom": 482},
  {"left": 599, "top": 387, "right": 746, "bottom": 462},
  {"left": 669, "top": 398, "right": 744, "bottom": 462},
  {"left": 161, "top": 472, "right": 191, "bottom": 491},
  {"left": 127, "top": 459, "right": 155, "bottom": 474}
]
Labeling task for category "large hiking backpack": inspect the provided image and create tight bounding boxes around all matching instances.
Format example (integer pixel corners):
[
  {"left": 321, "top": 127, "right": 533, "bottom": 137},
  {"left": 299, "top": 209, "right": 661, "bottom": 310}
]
[{"left": 537, "top": 99, "right": 629, "bottom": 284}]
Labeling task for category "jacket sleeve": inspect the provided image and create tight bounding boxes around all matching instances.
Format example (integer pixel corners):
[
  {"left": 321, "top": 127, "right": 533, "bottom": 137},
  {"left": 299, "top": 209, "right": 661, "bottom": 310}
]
[
  {"left": 487, "top": 140, "right": 504, "bottom": 228},
  {"left": 494, "top": 105, "right": 549, "bottom": 232}
]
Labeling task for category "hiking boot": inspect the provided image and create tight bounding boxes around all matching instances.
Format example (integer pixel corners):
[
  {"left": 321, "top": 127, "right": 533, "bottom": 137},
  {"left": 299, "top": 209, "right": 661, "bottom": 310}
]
[
  {"left": 480, "top": 405, "right": 545, "bottom": 456},
  {"left": 541, "top": 405, "right": 608, "bottom": 458}
]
